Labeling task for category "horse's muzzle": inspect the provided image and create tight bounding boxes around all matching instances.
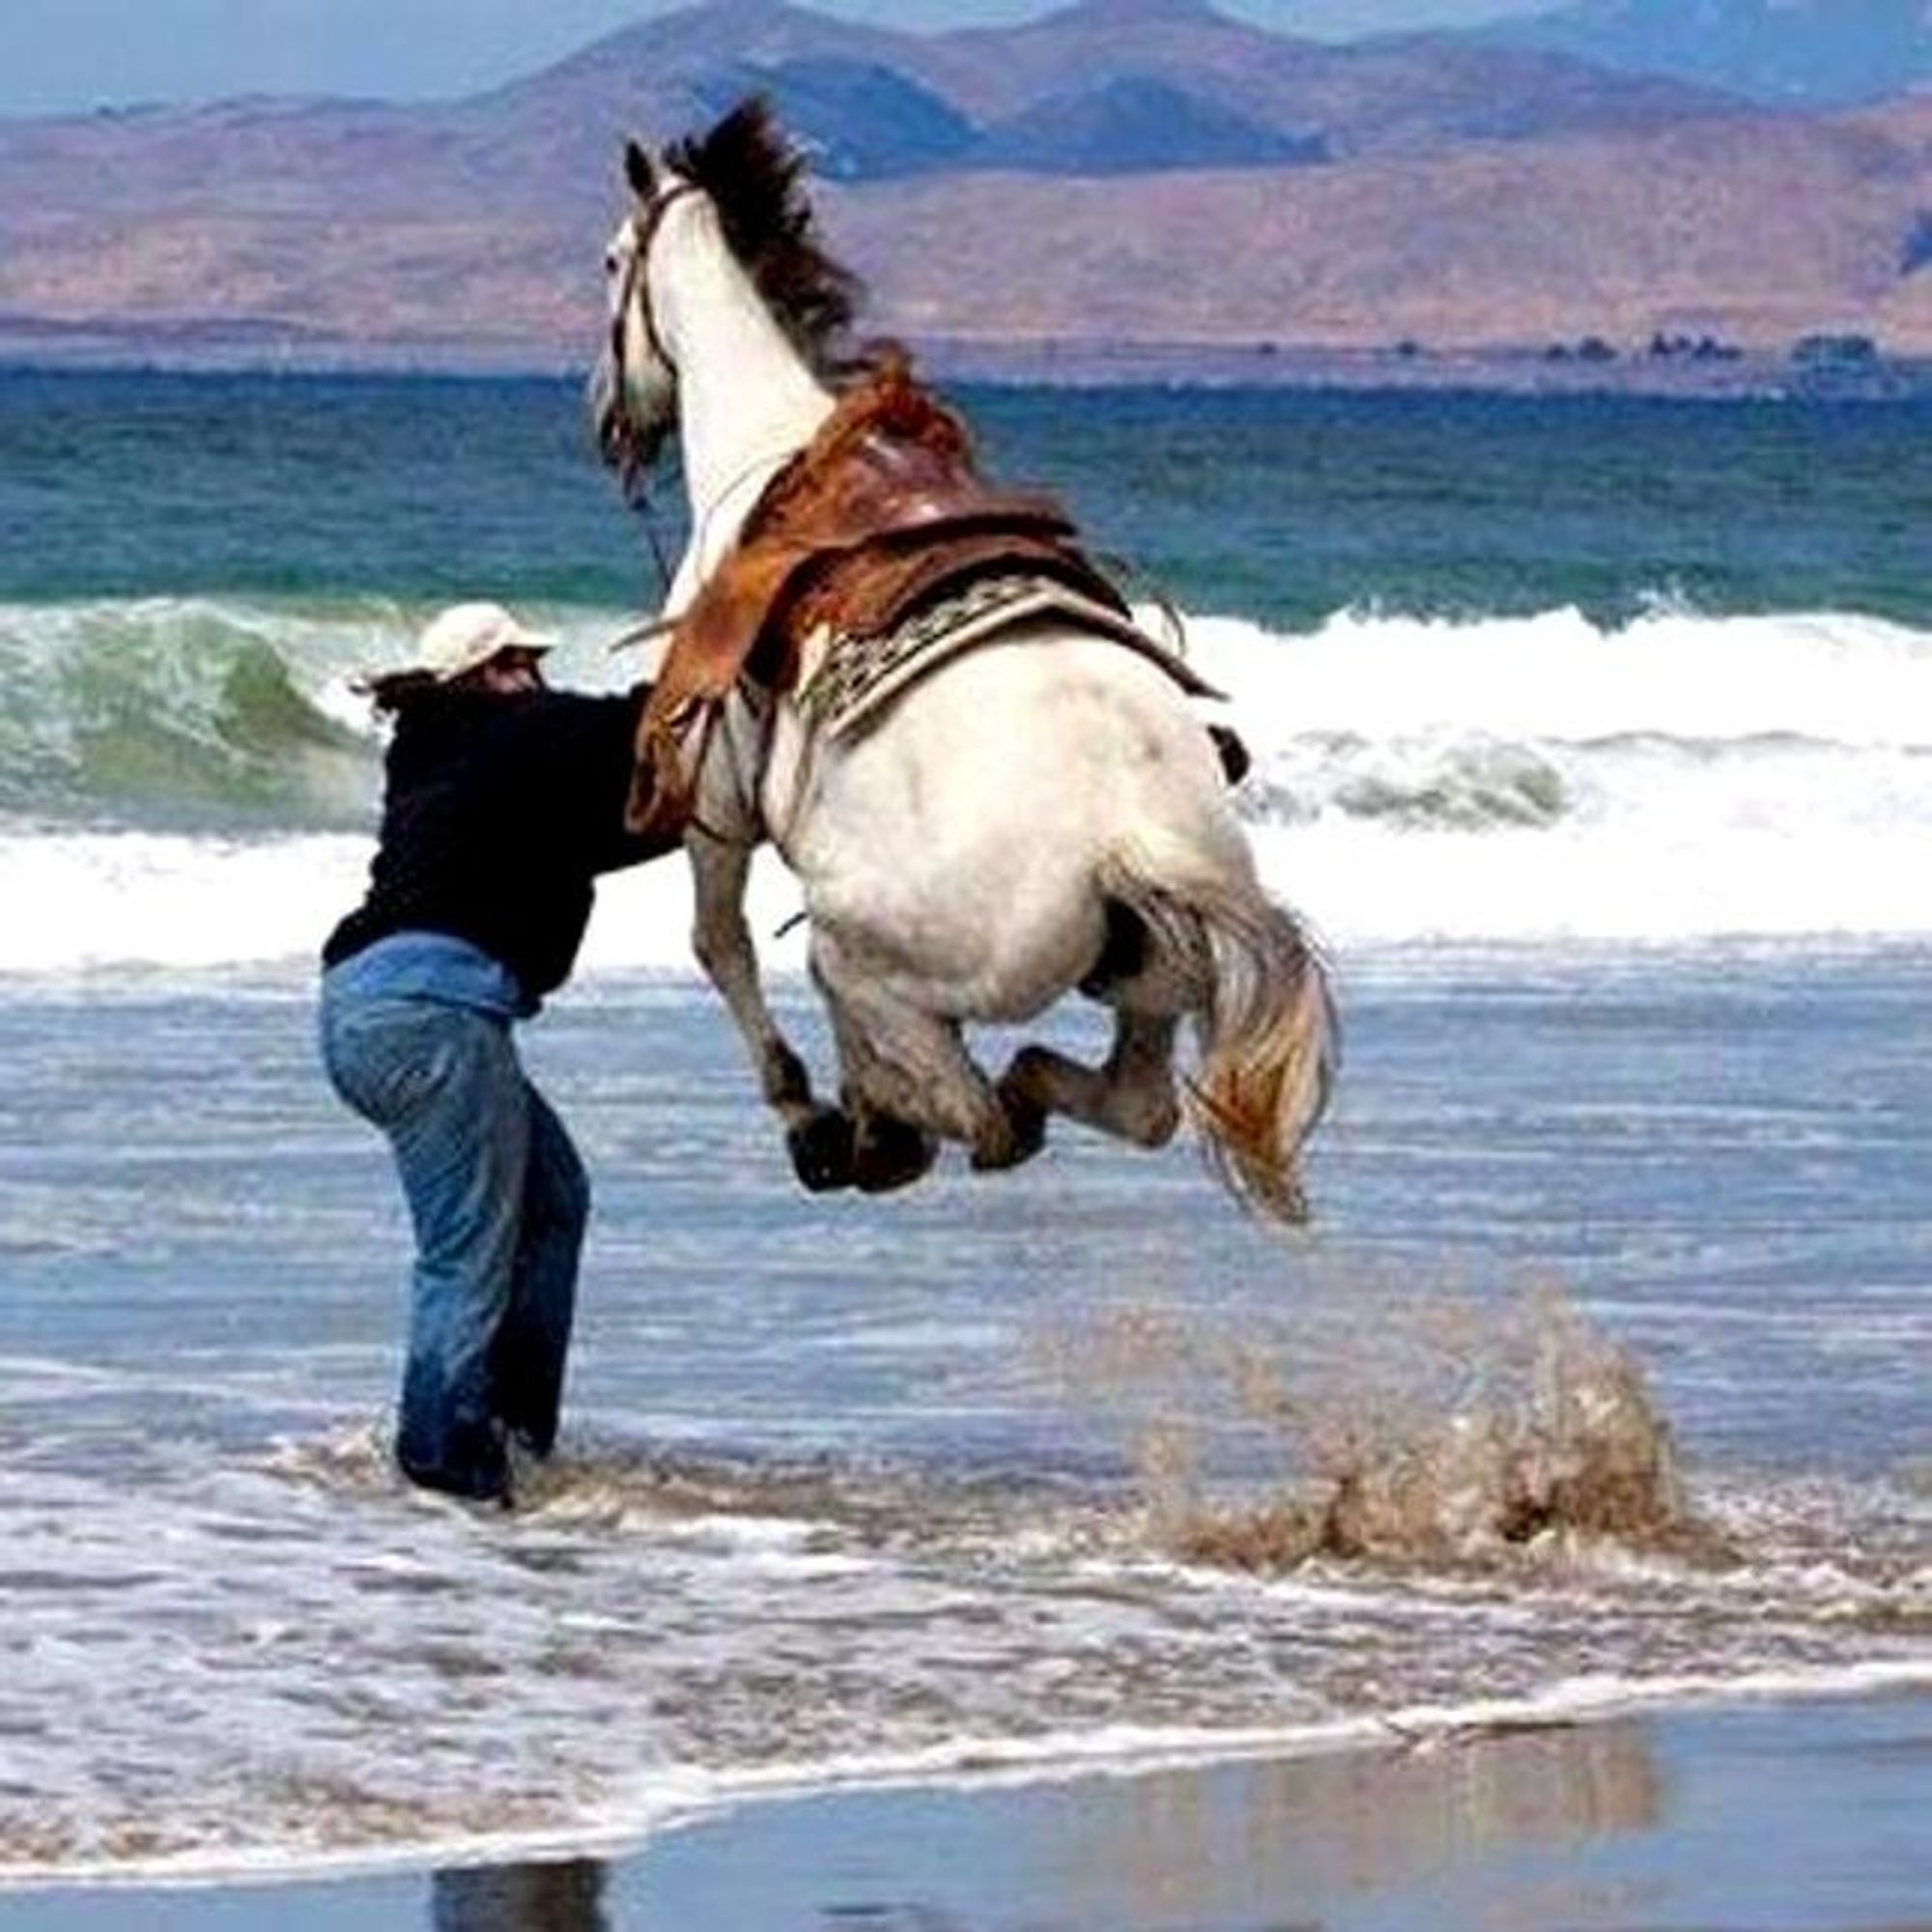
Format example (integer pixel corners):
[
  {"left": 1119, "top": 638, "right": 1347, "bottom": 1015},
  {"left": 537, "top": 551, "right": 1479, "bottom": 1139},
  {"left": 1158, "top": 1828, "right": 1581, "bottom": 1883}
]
[
  {"left": 585, "top": 360, "right": 626, "bottom": 469},
  {"left": 588, "top": 361, "right": 668, "bottom": 488}
]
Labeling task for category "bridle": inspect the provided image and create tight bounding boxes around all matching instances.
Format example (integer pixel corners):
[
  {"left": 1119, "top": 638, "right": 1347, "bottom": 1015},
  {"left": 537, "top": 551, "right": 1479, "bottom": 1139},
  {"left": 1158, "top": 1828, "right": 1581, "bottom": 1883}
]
[
  {"left": 600, "top": 179, "right": 703, "bottom": 595},
  {"left": 606, "top": 181, "right": 699, "bottom": 437}
]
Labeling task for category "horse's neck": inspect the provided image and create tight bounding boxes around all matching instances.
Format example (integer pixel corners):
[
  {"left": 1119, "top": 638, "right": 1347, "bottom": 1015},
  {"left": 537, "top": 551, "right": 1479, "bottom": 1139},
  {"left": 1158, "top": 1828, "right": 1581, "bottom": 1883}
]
[{"left": 655, "top": 200, "right": 834, "bottom": 601}]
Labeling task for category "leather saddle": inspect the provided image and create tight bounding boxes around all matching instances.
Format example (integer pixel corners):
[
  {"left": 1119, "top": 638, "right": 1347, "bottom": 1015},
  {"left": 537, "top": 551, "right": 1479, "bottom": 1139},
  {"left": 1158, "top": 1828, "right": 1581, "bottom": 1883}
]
[{"left": 626, "top": 354, "right": 1139, "bottom": 842}]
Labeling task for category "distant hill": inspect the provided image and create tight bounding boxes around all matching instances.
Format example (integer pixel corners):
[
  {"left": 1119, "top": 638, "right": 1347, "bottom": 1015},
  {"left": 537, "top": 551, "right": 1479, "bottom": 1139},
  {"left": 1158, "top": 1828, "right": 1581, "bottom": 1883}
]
[
  {"left": 971, "top": 75, "right": 1327, "bottom": 173},
  {"left": 463, "top": 0, "right": 1746, "bottom": 185},
  {"left": 1479, "top": 0, "right": 1932, "bottom": 109},
  {"left": 685, "top": 59, "right": 978, "bottom": 179},
  {"left": 838, "top": 95, "right": 1932, "bottom": 359},
  {"left": 0, "top": 0, "right": 1925, "bottom": 374}
]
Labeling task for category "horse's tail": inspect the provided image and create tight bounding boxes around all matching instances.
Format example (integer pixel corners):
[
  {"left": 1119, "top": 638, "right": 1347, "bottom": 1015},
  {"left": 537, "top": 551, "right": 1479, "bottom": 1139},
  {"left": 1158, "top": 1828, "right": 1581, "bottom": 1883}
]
[{"left": 1098, "top": 842, "right": 1338, "bottom": 1224}]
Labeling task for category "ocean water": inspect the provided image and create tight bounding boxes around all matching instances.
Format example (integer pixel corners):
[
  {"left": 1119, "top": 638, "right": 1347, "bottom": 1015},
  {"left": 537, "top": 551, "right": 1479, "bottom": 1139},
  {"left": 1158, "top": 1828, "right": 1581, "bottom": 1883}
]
[
  {"left": 0, "top": 370, "right": 1926, "bottom": 1893},
  {"left": 1, "top": 371, "right": 1927, "bottom": 969}
]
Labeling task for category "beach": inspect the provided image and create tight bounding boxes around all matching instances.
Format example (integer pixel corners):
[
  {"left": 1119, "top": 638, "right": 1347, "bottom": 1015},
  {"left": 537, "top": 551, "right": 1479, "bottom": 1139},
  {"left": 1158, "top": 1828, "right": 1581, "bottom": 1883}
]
[
  {"left": 0, "top": 370, "right": 1925, "bottom": 1925},
  {"left": 2, "top": 1693, "right": 1924, "bottom": 1929}
]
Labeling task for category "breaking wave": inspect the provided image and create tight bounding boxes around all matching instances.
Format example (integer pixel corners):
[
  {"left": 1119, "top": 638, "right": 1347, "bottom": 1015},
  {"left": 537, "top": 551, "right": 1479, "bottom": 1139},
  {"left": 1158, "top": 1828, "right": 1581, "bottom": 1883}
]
[
  {"left": 0, "top": 598, "right": 383, "bottom": 831},
  {"left": 0, "top": 594, "right": 1926, "bottom": 974},
  {"left": 1187, "top": 601, "right": 1932, "bottom": 944}
]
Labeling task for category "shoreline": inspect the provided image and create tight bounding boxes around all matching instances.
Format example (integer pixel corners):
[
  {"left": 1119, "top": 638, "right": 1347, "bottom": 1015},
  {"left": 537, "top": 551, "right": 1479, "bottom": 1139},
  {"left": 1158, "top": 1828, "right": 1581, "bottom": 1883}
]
[
  {"left": 5, "top": 1659, "right": 1926, "bottom": 1896},
  {"left": 2, "top": 333, "right": 1926, "bottom": 402},
  {"left": 4, "top": 1688, "right": 1925, "bottom": 1928}
]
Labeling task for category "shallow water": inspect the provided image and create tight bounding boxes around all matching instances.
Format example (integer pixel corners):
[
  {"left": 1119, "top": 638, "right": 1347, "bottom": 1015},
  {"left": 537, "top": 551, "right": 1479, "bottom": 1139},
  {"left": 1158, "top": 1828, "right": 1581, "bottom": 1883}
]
[{"left": 0, "top": 948, "right": 1924, "bottom": 1882}]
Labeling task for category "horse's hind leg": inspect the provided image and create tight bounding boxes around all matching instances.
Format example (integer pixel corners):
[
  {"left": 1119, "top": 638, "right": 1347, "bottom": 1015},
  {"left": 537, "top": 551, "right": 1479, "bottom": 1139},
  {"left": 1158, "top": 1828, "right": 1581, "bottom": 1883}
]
[
  {"left": 996, "top": 1009, "right": 1183, "bottom": 1151},
  {"left": 810, "top": 931, "right": 1040, "bottom": 1187}
]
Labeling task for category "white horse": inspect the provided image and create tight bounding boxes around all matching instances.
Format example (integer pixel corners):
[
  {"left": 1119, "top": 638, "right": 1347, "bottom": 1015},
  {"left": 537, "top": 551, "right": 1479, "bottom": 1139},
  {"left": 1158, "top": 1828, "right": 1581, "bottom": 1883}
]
[{"left": 589, "top": 100, "right": 1336, "bottom": 1220}]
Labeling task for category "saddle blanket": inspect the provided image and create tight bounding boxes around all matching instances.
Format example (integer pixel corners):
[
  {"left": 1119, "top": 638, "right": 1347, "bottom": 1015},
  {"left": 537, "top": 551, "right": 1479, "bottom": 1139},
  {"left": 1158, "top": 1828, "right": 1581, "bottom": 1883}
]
[{"left": 795, "top": 571, "right": 1220, "bottom": 745}]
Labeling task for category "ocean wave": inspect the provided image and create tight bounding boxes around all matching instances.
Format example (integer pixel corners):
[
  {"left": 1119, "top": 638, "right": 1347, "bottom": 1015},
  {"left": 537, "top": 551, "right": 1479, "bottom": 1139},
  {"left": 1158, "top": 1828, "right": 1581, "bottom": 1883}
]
[
  {"left": 1188, "top": 602, "right": 1931, "bottom": 751},
  {"left": 0, "top": 597, "right": 385, "bottom": 831},
  {"left": 0, "top": 596, "right": 1926, "bottom": 970},
  {"left": 1185, "top": 602, "right": 1932, "bottom": 943}
]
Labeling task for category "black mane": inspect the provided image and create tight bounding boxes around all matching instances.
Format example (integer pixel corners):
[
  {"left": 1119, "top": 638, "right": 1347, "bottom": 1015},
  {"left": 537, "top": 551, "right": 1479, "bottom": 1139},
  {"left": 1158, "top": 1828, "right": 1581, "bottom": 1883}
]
[{"left": 665, "top": 98, "right": 867, "bottom": 380}]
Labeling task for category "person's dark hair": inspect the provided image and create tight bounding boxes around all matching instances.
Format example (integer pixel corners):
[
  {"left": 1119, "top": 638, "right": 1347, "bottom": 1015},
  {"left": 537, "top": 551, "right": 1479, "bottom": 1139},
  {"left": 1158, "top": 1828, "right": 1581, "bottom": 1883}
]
[{"left": 363, "top": 669, "right": 441, "bottom": 715}]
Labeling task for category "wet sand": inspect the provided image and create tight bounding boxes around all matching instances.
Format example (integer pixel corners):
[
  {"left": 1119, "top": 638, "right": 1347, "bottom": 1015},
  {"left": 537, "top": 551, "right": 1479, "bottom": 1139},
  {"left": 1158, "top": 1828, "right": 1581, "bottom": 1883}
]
[{"left": 5, "top": 1691, "right": 1925, "bottom": 1930}]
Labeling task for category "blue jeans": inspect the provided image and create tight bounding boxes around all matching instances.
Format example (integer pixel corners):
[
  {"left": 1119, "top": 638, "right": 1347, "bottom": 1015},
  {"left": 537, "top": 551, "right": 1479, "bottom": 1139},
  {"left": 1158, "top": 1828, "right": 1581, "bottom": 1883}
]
[{"left": 320, "top": 989, "right": 588, "bottom": 1501}]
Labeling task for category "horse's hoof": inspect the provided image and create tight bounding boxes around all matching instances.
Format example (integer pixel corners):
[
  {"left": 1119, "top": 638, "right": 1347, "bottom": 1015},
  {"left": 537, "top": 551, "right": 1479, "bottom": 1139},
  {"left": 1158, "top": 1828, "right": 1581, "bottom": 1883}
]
[
  {"left": 853, "top": 1116, "right": 937, "bottom": 1193},
  {"left": 976, "top": 1081, "right": 1047, "bottom": 1170},
  {"left": 787, "top": 1107, "right": 855, "bottom": 1192}
]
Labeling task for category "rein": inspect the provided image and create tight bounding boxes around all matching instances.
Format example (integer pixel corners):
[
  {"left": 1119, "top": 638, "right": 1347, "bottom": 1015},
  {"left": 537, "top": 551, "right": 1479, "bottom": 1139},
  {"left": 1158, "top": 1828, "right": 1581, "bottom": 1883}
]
[
  {"left": 627, "top": 493, "right": 678, "bottom": 599},
  {"left": 608, "top": 180, "right": 703, "bottom": 594},
  {"left": 610, "top": 180, "right": 700, "bottom": 385}
]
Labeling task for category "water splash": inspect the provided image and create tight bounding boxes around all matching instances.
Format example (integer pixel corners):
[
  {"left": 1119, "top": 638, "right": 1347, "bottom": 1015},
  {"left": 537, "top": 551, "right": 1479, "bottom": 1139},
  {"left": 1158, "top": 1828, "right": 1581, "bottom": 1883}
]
[{"left": 1035, "top": 1284, "right": 1706, "bottom": 1572}]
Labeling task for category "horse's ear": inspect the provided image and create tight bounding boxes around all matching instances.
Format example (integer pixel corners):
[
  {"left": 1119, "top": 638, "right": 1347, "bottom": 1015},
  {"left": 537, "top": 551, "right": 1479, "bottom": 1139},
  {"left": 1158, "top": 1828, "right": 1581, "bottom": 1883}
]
[{"left": 625, "top": 139, "right": 658, "bottom": 201}]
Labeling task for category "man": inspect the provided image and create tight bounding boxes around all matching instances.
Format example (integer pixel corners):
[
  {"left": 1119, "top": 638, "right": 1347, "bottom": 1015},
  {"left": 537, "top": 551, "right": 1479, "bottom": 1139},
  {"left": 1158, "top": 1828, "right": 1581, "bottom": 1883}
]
[{"left": 320, "top": 602, "right": 672, "bottom": 1505}]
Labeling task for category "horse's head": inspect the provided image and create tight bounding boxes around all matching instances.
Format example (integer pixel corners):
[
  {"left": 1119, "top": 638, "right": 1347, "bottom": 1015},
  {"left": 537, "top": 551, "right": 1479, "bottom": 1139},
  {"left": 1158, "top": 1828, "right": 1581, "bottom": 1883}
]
[
  {"left": 589, "top": 97, "right": 867, "bottom": 495},
  {"left": 589, "top": 137, "right": 687, "bottom": 494}
]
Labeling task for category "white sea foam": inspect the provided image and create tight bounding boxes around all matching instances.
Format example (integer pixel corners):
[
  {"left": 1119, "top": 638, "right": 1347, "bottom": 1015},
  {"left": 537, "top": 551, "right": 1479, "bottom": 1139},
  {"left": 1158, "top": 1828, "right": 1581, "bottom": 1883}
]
[
  {"left": 1, "top": 597, "right": 1926, "bottom": 974},
  {"left": 1185, "top": 603, "right": 1931, "bottom": 747},
  {"left": 0, "top": 830, "right": 371, "bottom": 974},
  {"left": 1201, "top": 602, "right": 1932, "bottom": 944}
]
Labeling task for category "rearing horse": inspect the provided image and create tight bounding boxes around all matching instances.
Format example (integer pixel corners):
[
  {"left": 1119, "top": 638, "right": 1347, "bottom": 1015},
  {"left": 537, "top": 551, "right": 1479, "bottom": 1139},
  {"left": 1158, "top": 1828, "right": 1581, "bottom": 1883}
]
[{"left": 589, "top": 99, "right": 1336, "bottom": 1221}]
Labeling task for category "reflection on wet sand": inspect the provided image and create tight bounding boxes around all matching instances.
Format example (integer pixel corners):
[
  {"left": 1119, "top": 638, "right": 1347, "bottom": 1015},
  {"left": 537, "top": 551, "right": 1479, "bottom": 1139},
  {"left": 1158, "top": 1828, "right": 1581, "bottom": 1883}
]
[
  {"left": 1052, "top": 1722, "right": 1662, "bottom": 1926},
  {"left": 434, "top": 1724, "right": 1659, "bottom": 1931}
]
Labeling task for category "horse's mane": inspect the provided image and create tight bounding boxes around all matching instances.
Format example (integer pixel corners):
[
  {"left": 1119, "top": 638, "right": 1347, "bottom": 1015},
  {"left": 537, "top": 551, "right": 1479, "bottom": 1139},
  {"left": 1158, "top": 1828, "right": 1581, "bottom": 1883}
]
[{"left": 666, "top": 97, "right": 870, "bottom": 382}]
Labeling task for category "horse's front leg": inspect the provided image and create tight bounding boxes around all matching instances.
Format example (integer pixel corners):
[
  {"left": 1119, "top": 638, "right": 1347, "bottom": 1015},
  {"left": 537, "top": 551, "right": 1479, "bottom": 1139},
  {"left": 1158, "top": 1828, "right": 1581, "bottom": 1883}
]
[{"left": 687, "top": 832, "right": 854, "bottom": 1191}]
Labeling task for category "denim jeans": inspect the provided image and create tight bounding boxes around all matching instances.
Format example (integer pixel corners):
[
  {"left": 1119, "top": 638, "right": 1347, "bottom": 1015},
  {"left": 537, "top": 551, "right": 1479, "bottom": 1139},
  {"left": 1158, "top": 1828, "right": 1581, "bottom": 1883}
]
[{"left": 320, "top": 988, "right": 588, "bottom": 1501}]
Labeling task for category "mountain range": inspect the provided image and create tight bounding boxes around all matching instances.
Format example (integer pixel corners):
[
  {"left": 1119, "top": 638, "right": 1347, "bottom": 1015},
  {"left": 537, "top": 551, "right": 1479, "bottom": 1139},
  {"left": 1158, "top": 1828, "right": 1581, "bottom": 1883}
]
[
  {"left": 1482, "top": 0, "right": 1930, "bottom": 109},
  {"left": 0, "top": 0, "right": 1925, "bottom": 377}
]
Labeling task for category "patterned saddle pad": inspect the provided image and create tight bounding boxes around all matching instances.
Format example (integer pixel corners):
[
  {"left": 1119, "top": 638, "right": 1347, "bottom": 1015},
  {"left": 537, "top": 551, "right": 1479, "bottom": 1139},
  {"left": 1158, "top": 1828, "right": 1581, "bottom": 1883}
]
[{"left": 795, "top": 572, "right": 1218, "bottom": 744}]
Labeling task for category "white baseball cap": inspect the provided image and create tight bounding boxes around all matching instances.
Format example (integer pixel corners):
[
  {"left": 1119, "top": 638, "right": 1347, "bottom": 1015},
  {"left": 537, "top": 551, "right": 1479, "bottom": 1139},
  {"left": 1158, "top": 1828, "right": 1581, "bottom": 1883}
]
[{"left": 410, "top": 602, "right": 557, "bottom": 683}]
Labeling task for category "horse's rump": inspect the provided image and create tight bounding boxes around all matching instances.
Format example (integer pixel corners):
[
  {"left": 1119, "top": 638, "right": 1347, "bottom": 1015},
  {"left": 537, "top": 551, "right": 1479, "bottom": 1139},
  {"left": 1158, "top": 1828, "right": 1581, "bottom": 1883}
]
[{"left": 788, "top": 631, "right": 1243, "bottom": 1009}]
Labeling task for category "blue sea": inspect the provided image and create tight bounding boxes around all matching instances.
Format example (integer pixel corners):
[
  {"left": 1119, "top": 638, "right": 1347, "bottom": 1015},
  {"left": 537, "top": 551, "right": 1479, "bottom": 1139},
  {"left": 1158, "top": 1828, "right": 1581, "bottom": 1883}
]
[{"left": 0, "top": 370, "right": 1926, "bottom": 1918}]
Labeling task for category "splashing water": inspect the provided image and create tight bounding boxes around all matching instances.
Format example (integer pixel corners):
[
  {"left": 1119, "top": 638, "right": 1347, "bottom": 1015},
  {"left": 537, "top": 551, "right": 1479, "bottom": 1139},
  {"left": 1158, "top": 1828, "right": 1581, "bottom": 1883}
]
[{"left": 1036, "top": 1284, "right": 1705, "bottom": 1573}]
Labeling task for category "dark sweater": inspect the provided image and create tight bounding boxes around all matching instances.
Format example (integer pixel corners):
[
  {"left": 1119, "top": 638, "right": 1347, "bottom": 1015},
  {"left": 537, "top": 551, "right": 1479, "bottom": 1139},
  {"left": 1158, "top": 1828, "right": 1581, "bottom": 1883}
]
[{"left": 324, "top": 683, "right": 669, "bottom": 1001}]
